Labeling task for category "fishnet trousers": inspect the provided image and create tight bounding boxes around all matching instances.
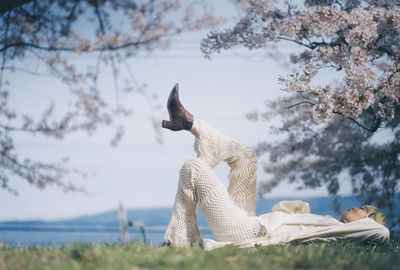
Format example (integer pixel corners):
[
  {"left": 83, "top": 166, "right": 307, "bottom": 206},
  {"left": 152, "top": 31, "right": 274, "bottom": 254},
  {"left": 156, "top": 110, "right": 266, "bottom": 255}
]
[{"left": 164, "top": 120, "right": 266, "bottom": 246}]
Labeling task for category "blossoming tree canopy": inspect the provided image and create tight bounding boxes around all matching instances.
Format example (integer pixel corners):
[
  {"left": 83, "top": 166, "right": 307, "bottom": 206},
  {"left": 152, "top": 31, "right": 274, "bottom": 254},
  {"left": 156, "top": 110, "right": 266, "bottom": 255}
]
[
  {"left": 202, "top": 0, "right": 400, "bottom": 227},
  {"left": 201, "top": 0, "right": 400, "bottom": 132},
  {"left": 0, "top": 0, "right": 219, "bottom": 194}
]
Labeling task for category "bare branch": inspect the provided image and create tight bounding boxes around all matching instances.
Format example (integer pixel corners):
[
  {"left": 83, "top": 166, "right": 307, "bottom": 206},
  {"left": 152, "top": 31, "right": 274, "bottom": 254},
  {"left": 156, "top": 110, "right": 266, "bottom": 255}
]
[
  {"left": 287, "top": 101, "right": 382, "bottom": 132},
  {"left": 0, "top": 32, "right": 177, "bottom": 54},
  {"left": 0, "top": 174, "right": 18, "bottom": 195},
  {"left": 3, "top": 66, "right": 53, "bottom": 77},
  {"left": 0, "top": 11, "right": 11, "bottom": 92},
  {"left": 374, "top": 70, "right": 398, "bottom": 94},
  {"left": 277, "top": 36, "right": 314, "bottom": 49},
  {"left": 286, "top": 101, "right": 316, "bottom": 109},
  {"left": 93, "top": 0, "right": 106, "bottom": 35},
  {"left": 331, "top": 111, "right": 382, "bottom": 133}
]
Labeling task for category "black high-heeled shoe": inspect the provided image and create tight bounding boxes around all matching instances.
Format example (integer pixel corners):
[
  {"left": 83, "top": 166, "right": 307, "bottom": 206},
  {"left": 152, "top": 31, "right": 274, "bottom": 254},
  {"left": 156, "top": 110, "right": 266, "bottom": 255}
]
[{"left": 162, "top": 83, "right": 194, "bottom": 131}]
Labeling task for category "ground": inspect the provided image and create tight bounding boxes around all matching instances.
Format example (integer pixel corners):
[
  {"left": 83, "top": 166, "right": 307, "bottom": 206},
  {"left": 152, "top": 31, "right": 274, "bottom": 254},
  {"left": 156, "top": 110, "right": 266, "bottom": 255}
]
[{"left": 0, "top": 239, "right": 399, "bottom": 270}]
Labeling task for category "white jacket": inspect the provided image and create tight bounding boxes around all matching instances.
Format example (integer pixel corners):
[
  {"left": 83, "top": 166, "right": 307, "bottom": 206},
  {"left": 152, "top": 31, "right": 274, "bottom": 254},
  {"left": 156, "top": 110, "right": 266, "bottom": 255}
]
[{"left": 202, "top": 200, "right": 390, "bottom": 251}]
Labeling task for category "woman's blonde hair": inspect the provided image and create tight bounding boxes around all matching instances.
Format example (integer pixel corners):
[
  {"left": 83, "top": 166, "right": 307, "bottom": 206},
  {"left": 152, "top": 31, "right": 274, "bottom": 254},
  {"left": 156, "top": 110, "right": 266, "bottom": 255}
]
[{"left": 362, "top": 205, "right": 386, "bottom": 227}]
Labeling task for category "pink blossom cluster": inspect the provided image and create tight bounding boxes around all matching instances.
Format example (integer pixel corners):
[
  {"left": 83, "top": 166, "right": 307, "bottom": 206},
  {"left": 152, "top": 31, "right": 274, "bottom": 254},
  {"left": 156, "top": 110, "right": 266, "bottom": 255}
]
[
  {"left": 202, "top": 1, "right": 400, "bottom": 126},
  {"left": 269, "top": 3, "right": 399, "bottom": 123}
]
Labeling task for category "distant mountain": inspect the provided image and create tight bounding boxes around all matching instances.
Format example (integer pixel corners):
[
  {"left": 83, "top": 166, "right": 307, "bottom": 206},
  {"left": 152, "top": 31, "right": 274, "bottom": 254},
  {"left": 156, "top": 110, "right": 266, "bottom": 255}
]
[{"left": 1, "top": 195, "right": 399, "bottom": 230}]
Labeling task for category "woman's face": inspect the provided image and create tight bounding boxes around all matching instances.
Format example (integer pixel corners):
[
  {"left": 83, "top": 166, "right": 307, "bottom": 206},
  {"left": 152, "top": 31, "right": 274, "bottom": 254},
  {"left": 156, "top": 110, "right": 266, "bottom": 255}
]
[{"left": 341, "top": 207, "right": 368, "bottom": 223}]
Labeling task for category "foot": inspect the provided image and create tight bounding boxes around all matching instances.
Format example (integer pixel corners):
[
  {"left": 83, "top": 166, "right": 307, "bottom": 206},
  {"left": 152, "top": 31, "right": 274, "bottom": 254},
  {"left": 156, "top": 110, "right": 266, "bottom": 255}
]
[
  {"left": 164, "top": 218, "right": 201, "bottom": 247},
  {"left": 162, "top": 83, "right": 194, "bottom": 131}
]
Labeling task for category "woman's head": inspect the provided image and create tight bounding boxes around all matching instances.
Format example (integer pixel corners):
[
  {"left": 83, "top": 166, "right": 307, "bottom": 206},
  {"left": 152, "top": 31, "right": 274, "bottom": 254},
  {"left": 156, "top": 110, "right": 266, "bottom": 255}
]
[
  {"left": 341, "top": 205, "right": 386, "bottom": 227},
  {"left": 362, "top": 205, "right": 386, "bottom": 227}
]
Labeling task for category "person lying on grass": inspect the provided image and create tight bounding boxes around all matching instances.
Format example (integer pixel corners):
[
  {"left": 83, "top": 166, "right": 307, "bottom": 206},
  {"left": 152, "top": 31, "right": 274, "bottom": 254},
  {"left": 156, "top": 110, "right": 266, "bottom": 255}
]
[{"left": 161, "top": 84, "right": 389, "bottom": 251}]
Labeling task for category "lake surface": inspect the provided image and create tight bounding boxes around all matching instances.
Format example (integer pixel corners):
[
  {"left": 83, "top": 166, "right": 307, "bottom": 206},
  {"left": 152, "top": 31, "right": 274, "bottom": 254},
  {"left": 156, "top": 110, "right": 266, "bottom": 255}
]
[{"left": 0, "top": 224, "right": 213, "bottom": 247}]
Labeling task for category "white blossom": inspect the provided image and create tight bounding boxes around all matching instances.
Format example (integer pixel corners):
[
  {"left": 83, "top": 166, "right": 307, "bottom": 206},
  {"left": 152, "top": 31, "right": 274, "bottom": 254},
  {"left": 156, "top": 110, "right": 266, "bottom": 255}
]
[{"left": 202, "top": 0, "right": 400, "bottom": 124}]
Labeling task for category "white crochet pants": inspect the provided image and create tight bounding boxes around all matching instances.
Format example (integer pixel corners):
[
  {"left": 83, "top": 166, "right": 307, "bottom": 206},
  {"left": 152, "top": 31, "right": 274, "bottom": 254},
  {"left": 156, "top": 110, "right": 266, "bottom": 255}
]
[{"left": 164, "top": 120, "right": 266, "bottom": 246}]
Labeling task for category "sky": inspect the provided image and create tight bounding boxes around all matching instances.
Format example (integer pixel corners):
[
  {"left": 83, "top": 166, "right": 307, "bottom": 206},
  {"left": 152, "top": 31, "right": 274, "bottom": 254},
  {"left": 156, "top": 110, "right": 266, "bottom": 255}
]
[{"left": 0, "top": 0, "right": 362, "bottom": 222}]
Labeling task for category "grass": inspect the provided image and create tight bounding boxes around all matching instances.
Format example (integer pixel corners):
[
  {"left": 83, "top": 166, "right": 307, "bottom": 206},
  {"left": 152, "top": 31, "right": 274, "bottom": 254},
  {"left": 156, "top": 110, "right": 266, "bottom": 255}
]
[{"left": 0, "top": 239, "right": 399, "bottom": 270}]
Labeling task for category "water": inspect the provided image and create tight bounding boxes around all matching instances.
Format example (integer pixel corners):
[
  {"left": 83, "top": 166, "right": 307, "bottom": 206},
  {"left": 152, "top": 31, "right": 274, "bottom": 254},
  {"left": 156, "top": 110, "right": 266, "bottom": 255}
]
[
  {"left": 0, "top": 224, "right": 213, "bottom": 247},
  {"left": 1, "top": 230, "right": 131, "bottom": 247}
]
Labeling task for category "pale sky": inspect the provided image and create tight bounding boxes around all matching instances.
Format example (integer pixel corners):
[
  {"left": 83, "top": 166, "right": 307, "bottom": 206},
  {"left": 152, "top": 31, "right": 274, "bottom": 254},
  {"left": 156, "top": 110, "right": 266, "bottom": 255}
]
[{"left": 0, "top": 1, "right": 357, "bottom": 222}]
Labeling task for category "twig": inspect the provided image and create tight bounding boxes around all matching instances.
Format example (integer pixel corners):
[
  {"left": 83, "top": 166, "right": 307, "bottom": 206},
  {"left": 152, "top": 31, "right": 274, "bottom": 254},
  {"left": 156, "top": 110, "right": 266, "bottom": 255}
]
[
  {"left": 0, "top": 10, "right": 11, "bottom": 94},
  {"left": 286, "top": 101, "right": 382, "bottom": 133},
  {"left": 3, "top": 66, "right": 53, "bottom": 77},
  {"left": 277, "top": 36, "right": 313, "bottom": 49},
  {"left": 332, "top": 111, "right": 381, "bottom": 132},
  {"left": 0, "top": 32, "right": 174, "bottom": 53},
  {"left": 286, "top": 101, "right": 316, "bottom": 109},
  {"left": 94, "top": 0, "right": 106, "bottom": 35}
]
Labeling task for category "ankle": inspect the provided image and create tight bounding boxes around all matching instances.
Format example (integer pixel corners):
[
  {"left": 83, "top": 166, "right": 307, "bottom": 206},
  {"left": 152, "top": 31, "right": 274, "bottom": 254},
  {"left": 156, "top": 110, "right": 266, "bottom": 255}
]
[{"left": 190, "top": 120, "right": 200, "bottom": 138}]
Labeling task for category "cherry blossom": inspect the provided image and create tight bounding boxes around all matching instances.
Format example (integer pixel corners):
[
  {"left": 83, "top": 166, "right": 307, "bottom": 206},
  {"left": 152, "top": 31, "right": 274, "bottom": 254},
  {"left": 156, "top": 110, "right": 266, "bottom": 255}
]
[
  {"left": 202, "top": 0, "right": 400, "bottom": 129},
  {"left": 0, "top": 0, "right": 219, "bottom": 194},
  {"left": 203, "top": 0, "right": 400, "bottom": 227}
]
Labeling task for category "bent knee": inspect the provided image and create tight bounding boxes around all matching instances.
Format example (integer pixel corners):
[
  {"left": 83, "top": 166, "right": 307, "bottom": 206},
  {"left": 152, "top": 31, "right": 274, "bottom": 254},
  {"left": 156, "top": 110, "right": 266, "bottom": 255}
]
[
  {"left": 181, "top": 157, "right": 208, "bottom": 170},
  {"left": 180, "top": 158, "right": 209, "bottom": 178},
  {"left": 179, "top": 157, "right": 213, "bottom": 192}
]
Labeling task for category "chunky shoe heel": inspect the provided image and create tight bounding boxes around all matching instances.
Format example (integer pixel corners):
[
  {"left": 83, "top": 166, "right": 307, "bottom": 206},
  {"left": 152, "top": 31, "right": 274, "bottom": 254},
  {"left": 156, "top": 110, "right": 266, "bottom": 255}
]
[{"left": 162, "top": 120, "right": 173, "bottom": 129}]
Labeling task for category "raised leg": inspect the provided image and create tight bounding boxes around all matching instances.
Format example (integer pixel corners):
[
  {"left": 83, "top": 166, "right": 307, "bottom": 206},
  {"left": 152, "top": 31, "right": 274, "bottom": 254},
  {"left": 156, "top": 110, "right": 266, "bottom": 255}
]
[
  {"left": 164, "top": 158, "right": 265, "bottom": 246},
  {"left": 164, "top": 160, "right": 200, "bottom": 247},
  {"left": 191, "top": 120, "right": 258, "bottom": 216}
]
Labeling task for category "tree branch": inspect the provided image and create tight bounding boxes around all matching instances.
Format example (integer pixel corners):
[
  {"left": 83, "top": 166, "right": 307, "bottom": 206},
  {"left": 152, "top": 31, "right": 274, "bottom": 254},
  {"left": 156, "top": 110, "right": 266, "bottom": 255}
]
[
  {"left": 0, "top": 174, "right": 18, "bottom": 195},
  {"left": 376, "top": 46, "right": 395, "bottom": 57},
  {"left": 287, "top": 101, "right": 382, "bottom": 132},
  {"left": 276, "top": 34, "right": 347, "bottom": 51},
  {"left": 0, "top": 123, "right": 63, "bottom": 134},
  {"left": 286, "top": 101, "right": 316, "bottom": 109},
  {"left": 0, "top": 33, "right": 174, "bottom": 53},
  {"left": 93, "top": 0, "right": 106, "bottom": 35},
  {"left": 374, "top": 71, "right": 397, "bottom": 94},
  {"left": 277, "top": 36, "right": 314, "bottom": 49},
  {"left": 334, "top": 0, "right": 344, "bottom": 11},
  {"left": 0, "top": 42, "right": 78, "bottom": 53},
  {"left": 0, "top": 10, "right": 11, "bottom": 92},
  {"left": 1, "top": 150, "right": 71, "bottom": 191},
  {"left": 3, "top": 66, "right": 53, "bottom": 77},
  {"left": 332, "top": 111, "right": 382, "bottom": 133}
]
